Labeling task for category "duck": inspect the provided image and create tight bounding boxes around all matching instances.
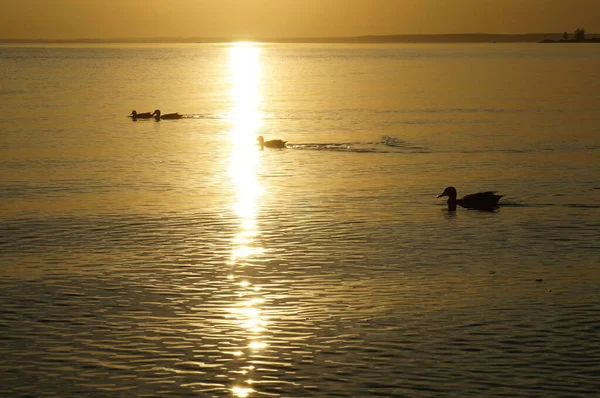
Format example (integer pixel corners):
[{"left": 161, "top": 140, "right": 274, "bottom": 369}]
[
  {"left": 257, "top": 135, "right": 287, "bottom": 150},
  {"left": 129, "top": 110, "right": 153, "bottom": 119},
  {"left": 152, "top": 109, "right": 183, "bottom": 120},
  {"left": 437, "top": 186, "right": 503, "bottom": 211}
]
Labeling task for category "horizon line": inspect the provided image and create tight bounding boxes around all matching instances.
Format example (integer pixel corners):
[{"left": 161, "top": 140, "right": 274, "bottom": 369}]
[{"left": 2, "top": 32, "right": 599, "bottom": 44}]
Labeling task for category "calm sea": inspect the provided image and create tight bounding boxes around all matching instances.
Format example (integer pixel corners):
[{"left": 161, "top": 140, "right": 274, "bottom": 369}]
[{"left": 1, "top": 43, "right": 599, "bottom": 397}]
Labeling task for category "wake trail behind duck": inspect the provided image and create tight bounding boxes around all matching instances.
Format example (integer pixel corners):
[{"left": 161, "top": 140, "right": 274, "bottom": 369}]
[{"left": 287, "top": 136, "right": 430, "bottom": 154}]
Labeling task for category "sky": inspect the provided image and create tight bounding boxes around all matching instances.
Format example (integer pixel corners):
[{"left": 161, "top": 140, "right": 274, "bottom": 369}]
[{"left": 1, "top": 0, "right": 599, "bottom": 40}]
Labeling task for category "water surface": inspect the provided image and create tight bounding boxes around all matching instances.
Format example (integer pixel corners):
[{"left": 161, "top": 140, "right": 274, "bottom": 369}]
[{"left": 1, "top": 43, "right": 599, "bottom": 397}]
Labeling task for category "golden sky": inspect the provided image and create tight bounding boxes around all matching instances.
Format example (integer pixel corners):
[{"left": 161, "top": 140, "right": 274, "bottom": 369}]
[{"left": 1, "top": 0, "right": 599, "bottom": 39}]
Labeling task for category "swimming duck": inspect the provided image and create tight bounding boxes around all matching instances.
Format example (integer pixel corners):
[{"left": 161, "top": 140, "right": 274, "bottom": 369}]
[
  {"left": 152, "top": 109, "right": 183, "bottom": 120},
  {"left": 257, "top": 135, "right": 287, "bottom": 150},
  {"left": 129, "top": 110, "right": 153, "bottom": 119},
  {"left": 437, "top": 186, "right": 503, "bottom": 211}
]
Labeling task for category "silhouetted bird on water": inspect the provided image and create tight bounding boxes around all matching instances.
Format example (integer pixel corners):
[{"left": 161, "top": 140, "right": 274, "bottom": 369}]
[
  {"left": 437, "top": 186, "right": 503, "bottom": 211},
  {"left": 257, "top": 135, "right": 287, "bottom": 150},
  {"left": 129, "top": 110, "right": 153, "bottom": 119},
  {"left": 152, "top": 109, "right": 183, "bottom": 120}
]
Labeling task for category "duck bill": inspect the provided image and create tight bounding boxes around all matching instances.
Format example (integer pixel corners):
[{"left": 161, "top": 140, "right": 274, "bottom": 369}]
[{"left": 437, "top": 194, "right": 445, "bottom": 198}]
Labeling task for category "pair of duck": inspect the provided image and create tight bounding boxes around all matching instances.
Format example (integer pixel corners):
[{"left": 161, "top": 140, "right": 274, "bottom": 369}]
[
  {"left": 129, "top": 110, "right": 183, "bottom": 120},
  {"left": 257, "top": 138, "right": 504, "bottom": 211},
  {"left": 256, "top": 138, "right": 503, "bottom": 211}
]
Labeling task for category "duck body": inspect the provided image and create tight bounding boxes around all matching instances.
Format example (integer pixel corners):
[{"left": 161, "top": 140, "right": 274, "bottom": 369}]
[
  {"left": 161, "top": 113, "right": 184, "bottom": 120},
  {"left": 257, "top": 135, "right": 287, "bottom": 149},
  {"left": 129, "top": 110, "right": 153, "bottom": 119},
  {"left": 438, "top": 186, "right": 503, "bottom": 211},
  {"left": 152, "top": 109, "right": 183, "bottom": 120}
]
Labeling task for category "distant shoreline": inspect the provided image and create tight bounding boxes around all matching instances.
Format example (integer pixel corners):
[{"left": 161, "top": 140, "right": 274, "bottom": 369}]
[
  {"left": 2, "top": 33, "right": 600, "bottom": 44},
  {"left": 539, "top": 38, "right": 600, "bottom": 43}
]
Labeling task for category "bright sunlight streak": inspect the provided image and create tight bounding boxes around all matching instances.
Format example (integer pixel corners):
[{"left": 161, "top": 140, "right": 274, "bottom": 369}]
[
  {"left": 227, "top": 44, "right": 264, "bottom": 263},
  {"left": 227, "top": 43, "right": 267, "bottom": 398},
  {"left": 232, "top": 386, "right": 255, "bottom": 398},
  {"left": 229, "top": 43, "right": 262, "bottom": 138}
]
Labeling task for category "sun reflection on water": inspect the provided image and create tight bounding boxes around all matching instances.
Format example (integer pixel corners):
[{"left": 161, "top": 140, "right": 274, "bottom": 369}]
[
  {"left": 231, "top": 386, "right": 255, "bottom": 398},
  {"left": 226, "top": 42, "right": 268, "bottom": 398},
  {"left": 227, "top": 43, "right": 264, "bottom": 266}
]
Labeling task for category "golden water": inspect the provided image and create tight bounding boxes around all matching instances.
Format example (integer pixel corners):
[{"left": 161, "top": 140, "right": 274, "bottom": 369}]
[{"left": 1, "top": 43, "right": 599, "bottom": 397}]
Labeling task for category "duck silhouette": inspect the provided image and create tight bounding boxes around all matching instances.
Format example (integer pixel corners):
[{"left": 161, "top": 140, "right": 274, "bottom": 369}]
[
  {"left": 437, "top": 186, "right": 503, "bottom": 211},
  {"left": 129, "top": 110, "right": 153, "bottom": 119},
  {"left": 152, "top": 109, "right": 183, "bottom": 120},
  {"left": 257, "top": 135, "right": 287, "bottom": 150}
]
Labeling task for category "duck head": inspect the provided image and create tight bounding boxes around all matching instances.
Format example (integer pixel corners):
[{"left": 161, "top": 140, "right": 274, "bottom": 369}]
[
  {"left": 437, "top": 186, "right": 457, "bottom": 199},
  {"left": 256, "top": 136, "right": 265, "bottom": 149},
  {"left": 438, "top": 186, "right": 458, "bottom": 211},
  {"left": 130, "top": 110, "right": 138, "bottom": 117},
  {"left": 152, "top": 109, "right": 161, "bottom": 119}
]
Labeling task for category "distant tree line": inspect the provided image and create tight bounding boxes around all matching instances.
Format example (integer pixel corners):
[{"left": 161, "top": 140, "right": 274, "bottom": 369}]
[
  {"left": 542, "top": 28, "right": 600, "bottom": 43},
  {"left": 561, "top": 28, "right": 586, "bottom": 41}
]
